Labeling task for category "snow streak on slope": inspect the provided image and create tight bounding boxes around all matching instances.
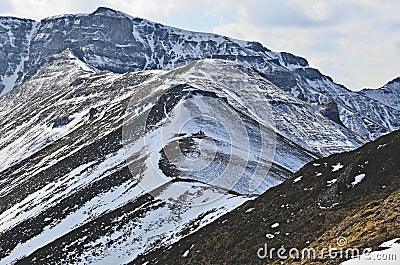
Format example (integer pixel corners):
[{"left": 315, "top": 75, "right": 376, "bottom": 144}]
[
  {"left": 0, "top": 53, "right": 250, "bottom": 264},
  {"left": 121, "top": 59, "right": 363, "bottom": 194},
  {"left": 360, "top": 77, "right": 400, "bottom": 111},
  {"left": 0, "top": 7, "right": 399, "bottom": 140},
  {"left": 0, "top": 52, "right": 363, "bottom": 264}
]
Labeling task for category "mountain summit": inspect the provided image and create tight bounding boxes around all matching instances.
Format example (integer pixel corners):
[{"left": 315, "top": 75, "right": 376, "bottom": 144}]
[
  {"left": 0, "top": 7, "right": 399, "bottom": 140},
  {"left": 0, "top": 7, "right": 399, "bottom": 265}
]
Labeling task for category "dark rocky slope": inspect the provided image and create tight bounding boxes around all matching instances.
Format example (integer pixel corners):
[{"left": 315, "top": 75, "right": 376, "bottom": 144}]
[{"left": 133, "top": 129, "right": 400, "bottom": 264}]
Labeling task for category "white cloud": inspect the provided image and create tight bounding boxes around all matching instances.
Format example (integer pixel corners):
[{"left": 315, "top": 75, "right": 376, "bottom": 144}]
[
  {"left": 211, "top": 0, "right": 400, "bottom": 90},
  {"left": 0, "top": 0, "right": 399, "bottom": 90},
  {"left": 309, "top": 56, "right": 354, "bottom": 87},
  {"left": 1, "top": 1, "right": 89, "bottom": 20}
]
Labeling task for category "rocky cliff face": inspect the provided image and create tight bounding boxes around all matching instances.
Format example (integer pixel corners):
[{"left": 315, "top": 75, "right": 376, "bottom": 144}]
[
  {"left": 322, "top": 98, "right": 345, "bottom": 127},
  {"left": 0, "top": 17, "right": 36, "bottom": 94},
  {"left": 0, "top": 7, "right": 399, "bottom": 140}
]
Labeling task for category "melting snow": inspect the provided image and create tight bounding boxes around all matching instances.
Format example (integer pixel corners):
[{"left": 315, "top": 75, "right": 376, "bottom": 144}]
[
  {"left": 0, "top": 48, "right": 369, "bottom": 264},
  {"left": 327, "top": 179, "right": 337, "bottom": 186},
  {"left": 293, "top": 176, "right": 303, "bottom": 183},
  {"left": 271, "top": 223, "right": 279, "bottom": 228},
  {"left": 245, "top": 208, "right": 254, "bottom": 213},
  {"left": 266, "top": 234, "right": 274, "bottom": 239},
  {"left": 351, "top": 174, "right": 366, "bottom": 187},
  {"left": 332, "top": 163, "right": 344, "bottom": 172}
]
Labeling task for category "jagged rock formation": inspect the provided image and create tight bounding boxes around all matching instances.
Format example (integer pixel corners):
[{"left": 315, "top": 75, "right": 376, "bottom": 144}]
[
  {"left": 323, "top": 98, "right": 345, "bottom": 127},
  {"left": 0, "top": 7, "right": 399, "bottom": 140}
]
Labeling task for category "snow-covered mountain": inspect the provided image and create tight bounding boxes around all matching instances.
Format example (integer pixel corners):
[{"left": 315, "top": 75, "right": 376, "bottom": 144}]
[
  {"left": 360, "top": 76, "right": 400, "bottom": 111},
  {"left": 1, "top": 7, "right": 399, "bottom": 140},
  {"left": 0, "top": 7, "right": 399, "bottom": 265},
  {"left": 0, "top": 48, "right": 364, "bottom": 263}
]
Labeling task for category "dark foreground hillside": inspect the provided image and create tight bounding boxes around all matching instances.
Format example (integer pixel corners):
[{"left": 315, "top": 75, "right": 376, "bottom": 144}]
[{"left": 134, "top": 130, "right": 400, "bottom": 264}]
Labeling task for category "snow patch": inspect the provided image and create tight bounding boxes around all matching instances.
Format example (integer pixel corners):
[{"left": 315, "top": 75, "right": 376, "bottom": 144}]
[
  {"left": 293, "top": 176, "right": 303, "bottom": 183},
  {"left": 182, "top": 244, "right": 194, "bottom": 257},
  {"left": 318, "top": 202, "right": 339, "bottom": 209},
  {"left": 271, "top": 223, "right": 279, "bottom": 228},
  {"left": 245, "top": 208, "right": 254, "bottom": 213},
  {"left": 332, "top": 163, "right": 344, "bottom": 172},
  {"left": 341, "top": 238, "right": 400, "bottom": 264},
  {"left": 351, "top": 174, "right": 365, "bottom": 187},
  {"left": 327, "top": 179, "right": 337, "bottom": 187}
]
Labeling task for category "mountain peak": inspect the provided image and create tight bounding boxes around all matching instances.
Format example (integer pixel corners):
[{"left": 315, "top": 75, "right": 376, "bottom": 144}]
[
  {"left": 0, "top": 8, "right": 399, "bottom": 140},
  {"left": 92, "top": 6, "right": 133, "bottom": 19},
  {"left": 359, "top": 75, "right": 400, "bottom": 111},
  {"left": 93, "top": 6, "right": 118, "bottom": 14},
  {"left": 387, "top": 76, "right": 400, "bottom": 86}
]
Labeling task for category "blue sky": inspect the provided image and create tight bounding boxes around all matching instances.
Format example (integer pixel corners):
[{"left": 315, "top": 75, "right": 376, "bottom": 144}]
[{"left": 0, "top": 0, "right": 399, "bottom": 91}]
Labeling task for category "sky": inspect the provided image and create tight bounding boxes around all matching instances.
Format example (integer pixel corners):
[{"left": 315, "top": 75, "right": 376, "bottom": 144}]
[{"left": 0, "top": 0, "right": 399, "bottom": 91}]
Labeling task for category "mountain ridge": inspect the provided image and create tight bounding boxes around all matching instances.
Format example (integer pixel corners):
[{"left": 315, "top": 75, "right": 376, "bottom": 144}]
[
  {"left": 0, "top": 7, "right": 399, "bottom": 265},
  {"left": 1, "top": 7, "right": 399, "bottom": 140},
  {"left": 133, "top": 129, "right": 400, "bottom": 264},
  {"left": 360, "top": 76, "right": 400, "bottom": 111},
  {"left": 0, "top": 50, "right": 366, "bottom": 264}
]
